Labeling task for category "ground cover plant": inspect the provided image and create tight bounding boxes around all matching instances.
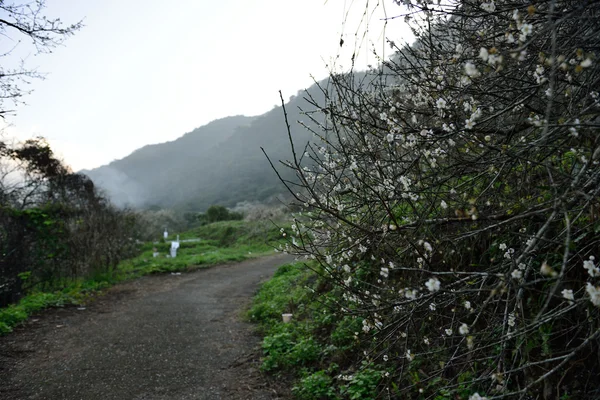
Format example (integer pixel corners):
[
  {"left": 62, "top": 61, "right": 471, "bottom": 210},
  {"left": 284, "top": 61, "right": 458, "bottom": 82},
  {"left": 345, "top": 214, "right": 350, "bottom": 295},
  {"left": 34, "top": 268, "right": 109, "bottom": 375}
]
[
  {"left": 249, "top": 262, "right": 392, "bottom": 399},
  {"left": 263, "top": 0, "right": 600, "bottom": 398}
]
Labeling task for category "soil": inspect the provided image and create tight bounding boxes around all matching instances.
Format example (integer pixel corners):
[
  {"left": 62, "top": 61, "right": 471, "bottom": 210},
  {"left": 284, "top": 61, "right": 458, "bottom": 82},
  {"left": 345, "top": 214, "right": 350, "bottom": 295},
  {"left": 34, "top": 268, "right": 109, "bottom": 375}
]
[{"left": 0, "top": 254, "right": 295, "bottom": 400}]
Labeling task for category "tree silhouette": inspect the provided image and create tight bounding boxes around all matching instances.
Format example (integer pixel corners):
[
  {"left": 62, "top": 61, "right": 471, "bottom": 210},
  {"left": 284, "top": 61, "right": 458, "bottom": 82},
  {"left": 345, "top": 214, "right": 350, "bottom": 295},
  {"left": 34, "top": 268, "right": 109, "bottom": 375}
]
[{"left": 0, "top": 0, "right": 82, "bottom": 118}]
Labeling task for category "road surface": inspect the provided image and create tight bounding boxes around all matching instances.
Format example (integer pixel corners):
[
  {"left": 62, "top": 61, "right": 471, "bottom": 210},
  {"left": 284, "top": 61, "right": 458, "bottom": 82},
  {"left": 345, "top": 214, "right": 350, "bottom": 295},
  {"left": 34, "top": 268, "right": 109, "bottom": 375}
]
[{"left": 0, "top": 254, "right": 294, "bottom": 400}]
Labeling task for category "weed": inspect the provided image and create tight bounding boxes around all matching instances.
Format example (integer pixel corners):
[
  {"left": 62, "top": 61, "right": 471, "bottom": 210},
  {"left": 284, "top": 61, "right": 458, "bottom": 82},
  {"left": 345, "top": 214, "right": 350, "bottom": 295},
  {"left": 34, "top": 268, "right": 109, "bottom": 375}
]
[{"left": 293, "top": 370, "right": 338, "bottom": 400}]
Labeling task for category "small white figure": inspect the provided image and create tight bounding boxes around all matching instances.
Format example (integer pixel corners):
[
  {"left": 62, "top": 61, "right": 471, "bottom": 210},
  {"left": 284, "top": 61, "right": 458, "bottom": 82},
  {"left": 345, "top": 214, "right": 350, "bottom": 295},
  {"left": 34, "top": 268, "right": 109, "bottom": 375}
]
[
  {"left": 164, "top": 229, "right": 168, "bottom": 239},
  {"left": 170, "top": 238, "right": 180, "bottom": 258}
]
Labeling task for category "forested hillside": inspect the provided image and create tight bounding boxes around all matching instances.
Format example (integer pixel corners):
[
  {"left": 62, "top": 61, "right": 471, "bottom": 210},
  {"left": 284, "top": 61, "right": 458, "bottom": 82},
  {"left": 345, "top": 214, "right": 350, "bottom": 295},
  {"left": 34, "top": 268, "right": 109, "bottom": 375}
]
[{"left": 83, "top": 89, "right": 326, "bottom": 210}]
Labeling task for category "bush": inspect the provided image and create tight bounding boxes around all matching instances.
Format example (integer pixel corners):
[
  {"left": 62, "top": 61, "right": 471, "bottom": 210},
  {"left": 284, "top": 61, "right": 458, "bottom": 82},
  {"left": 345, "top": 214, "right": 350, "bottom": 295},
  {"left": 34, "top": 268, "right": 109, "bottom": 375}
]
[
  {"left": 1, "top": 139, "right": 140, "bottom": 307},
  {"left": 268, "top": 0, "right": 600, "bottom": 398},
  {"left": 341, "top": 366, "right": 384, "bottom": 400},
  {"left": 262, "top": 331, "right": 295, "bottom": 371},
  {"left": 293, "top": 370, "right": 337, "bottom": 400},
  {"left": 196, "top": 204, "right": 244, "bottom": 225}
]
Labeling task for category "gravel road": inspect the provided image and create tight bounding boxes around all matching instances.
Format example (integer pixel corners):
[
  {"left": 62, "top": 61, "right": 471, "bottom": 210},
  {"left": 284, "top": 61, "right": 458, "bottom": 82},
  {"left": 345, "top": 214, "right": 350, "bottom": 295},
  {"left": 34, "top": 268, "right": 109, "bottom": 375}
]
[{"left": 0, "top": 254, "right": 294, "bottom": 400}]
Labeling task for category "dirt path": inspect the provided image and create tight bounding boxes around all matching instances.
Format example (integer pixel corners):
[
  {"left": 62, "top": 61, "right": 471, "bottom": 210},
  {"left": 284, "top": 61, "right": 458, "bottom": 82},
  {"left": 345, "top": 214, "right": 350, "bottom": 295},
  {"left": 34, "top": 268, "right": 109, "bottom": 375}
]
[{"left": 0, "top": 254, "right": 294, "bottom": 400}]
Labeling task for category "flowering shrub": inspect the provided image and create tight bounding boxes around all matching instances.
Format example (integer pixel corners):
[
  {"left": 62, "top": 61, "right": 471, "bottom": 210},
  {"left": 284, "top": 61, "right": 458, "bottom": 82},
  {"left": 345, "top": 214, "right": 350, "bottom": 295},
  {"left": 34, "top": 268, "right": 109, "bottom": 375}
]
[{"left": 271, "top": 0, "right": 600, "bottom": 398}]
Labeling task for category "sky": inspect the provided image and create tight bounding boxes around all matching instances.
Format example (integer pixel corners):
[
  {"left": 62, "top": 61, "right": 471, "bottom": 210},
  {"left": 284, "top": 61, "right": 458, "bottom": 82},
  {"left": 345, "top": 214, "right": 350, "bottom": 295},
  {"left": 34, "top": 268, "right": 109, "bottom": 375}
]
[{"left": 1, "top": 0, "right": 412, "bottom": 171}]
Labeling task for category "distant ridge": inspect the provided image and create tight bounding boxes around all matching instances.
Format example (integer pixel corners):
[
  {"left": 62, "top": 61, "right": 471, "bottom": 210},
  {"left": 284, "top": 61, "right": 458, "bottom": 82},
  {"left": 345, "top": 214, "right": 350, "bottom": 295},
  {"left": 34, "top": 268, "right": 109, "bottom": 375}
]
[{"left": 83, "top": 88, "right": 321, "bottom": 211}]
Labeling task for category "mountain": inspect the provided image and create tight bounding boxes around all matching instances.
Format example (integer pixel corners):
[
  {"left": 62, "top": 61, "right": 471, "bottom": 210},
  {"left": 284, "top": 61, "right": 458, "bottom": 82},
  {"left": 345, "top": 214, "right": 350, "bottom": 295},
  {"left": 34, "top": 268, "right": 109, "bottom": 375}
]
[{"left": 83, "top": 89, "right": 323, "bottom": 211}]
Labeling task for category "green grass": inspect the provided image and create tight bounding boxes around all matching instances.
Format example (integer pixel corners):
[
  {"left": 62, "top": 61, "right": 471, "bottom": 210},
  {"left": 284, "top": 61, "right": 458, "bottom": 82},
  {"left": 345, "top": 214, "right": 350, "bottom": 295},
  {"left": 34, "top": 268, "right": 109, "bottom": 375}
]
[
  {"left": 121, "top": 220, "right": 284, "bottom": 276},
  {"left": 0, "top": 219, "right": 287, "bottom": 335},
  {"left": 248, "top": 262, "right": 322, "bottom": 372},
  {"left": 248, "top": 262, "right": 385, "bottom": 399}
]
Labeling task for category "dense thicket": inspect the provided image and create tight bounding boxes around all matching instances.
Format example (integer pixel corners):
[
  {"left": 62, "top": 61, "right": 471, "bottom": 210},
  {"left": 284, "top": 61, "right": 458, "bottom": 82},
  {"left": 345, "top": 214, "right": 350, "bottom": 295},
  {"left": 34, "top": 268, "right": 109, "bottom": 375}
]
[
  {"left": 0, "top": 139, "right": 138, "bottom": 307},
  {"left": 275, "top": 0, "right": 600, "bottom": 398}
]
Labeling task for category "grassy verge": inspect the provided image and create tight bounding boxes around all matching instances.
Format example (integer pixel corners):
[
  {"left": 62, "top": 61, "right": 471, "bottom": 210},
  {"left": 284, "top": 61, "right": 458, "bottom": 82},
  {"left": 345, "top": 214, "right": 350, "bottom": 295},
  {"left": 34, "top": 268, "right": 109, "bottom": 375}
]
[
  {"left": 0, "top": 219, "right": 285, "bottom": 335},
  {"left": 248, "top": 263, "right": 385, "bottom": 400},
  {"left": 120, "top": 220, "right": 283, "bottom": 276}
]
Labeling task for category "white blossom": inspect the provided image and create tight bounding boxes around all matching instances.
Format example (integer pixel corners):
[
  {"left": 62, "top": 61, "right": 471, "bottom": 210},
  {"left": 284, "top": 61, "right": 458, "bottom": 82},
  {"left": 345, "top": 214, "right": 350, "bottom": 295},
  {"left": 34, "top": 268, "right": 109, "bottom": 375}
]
[
  {"left": 459, "top": 323, "right": 469, "bottom": 335},
  {"left": 404, "top": 289, "right": 417, "bottom": 299},
  {"left": 581, "top": 58, "right": 593, "bottom": 68},
  {"left": 583, "top": 257, "right": 599, "bottom": 277},
  {"left": 426, "top": 277, "right": 441, "bottom": 292},
  {"left": 586, "top": 283, "right": 600, "bottom": 307},
  {"left": 562, "top": 289, "right": 574, "bottom": 301},
  {"left": 362, "top": 319, "right": 371, "bottom": 333},
  {"left": 521, "top": 23, "right": 533, "bottom": 36},
  {"left": 508, "top": 312, "right": 516, "bottom": 327},
  {"left": 479, "top": 47, "right": 489, "bottom": 61},
  {"left": 481, "top": 1, "right": 495, "bottom": 12},
  {"left": 464, "top": 62, "right": 480, "bottom": 77}
]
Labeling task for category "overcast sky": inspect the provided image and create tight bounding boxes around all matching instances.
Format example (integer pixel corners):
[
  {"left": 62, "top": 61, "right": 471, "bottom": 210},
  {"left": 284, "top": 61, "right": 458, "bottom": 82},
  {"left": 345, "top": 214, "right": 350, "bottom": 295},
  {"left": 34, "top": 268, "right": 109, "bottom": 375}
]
[{"left": 1, "top": 0, "right": 412, "bottom": 171}]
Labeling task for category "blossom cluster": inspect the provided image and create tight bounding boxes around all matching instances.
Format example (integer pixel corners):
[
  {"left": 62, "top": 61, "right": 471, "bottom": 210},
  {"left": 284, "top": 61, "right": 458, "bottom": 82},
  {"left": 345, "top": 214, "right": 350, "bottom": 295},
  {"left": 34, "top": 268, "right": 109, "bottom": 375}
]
[{"left": 273, "top": 0, "right": 600, "bottom": 397}]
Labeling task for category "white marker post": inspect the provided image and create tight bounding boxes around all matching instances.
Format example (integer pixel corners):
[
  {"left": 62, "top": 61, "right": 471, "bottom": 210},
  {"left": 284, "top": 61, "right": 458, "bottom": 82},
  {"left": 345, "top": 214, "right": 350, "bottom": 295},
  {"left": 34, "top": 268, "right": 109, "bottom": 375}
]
[{"left": 170, "top": 236, "right": 180, "bottom": 258}]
